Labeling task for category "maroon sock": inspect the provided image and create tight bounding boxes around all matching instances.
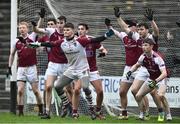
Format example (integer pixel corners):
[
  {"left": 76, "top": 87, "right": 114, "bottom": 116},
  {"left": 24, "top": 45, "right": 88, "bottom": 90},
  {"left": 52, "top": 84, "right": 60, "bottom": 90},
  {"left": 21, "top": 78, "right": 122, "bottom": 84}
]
[
  {"left": 38, "top": 104, "right": 43, "bottom": 113},
  {"left": 18, "top": 105, "right": 24, "bottom": 115}
]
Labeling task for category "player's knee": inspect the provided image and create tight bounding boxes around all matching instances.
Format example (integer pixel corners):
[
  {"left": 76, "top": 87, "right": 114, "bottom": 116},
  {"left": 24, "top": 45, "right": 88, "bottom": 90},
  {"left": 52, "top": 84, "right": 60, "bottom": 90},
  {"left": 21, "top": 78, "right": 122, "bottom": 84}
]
[
  {"left": 136, "top": 94, "right": 142, "bottom": 102},
  {"left": 119, "top": 89, "right": 127, "bottom": 97},
  {"left": 46, "top": 84, "right": 53, "bottom": 92},
  {"left": 74, "top": 88, "right": 81, "bottom": 95},
  {"left": 158, "top": 93, "right": 165, "bottom": 100},
  {"left": 131, "top": 89, "right": 138, "bottom": 97},
  {"left": 18, "top": 90, "right": 24, "bottom": 96}
]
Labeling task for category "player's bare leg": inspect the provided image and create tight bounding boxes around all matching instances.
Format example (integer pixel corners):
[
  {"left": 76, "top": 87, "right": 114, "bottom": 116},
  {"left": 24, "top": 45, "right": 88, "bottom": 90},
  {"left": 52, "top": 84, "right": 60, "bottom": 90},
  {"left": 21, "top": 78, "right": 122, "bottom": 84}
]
[
  {"left": 91, "top": 79, "right": 104, "bottom": 120},
  {"left": 118, "top": 82, "right": 131, "bottom": 120},
  {"left": 158, "top": 83, "right": 172, "bottom": 121},
  {"left": 72, "top": 80, "right": 81, "bottom": 119},
  {"left": 17, "top": 81, "right": 25, "bottom": 116},
  {"left": 31, "top": 81, "right": 43, "bottom": 116},
  {"left": 135, "top": 83, "right": 153, "bottom": 120},
  {"left": 41, "top": 75, "right": 56, "bottom": 119},
  {"left": 131, "top": 79, "right": 149, "bottom": 119}
]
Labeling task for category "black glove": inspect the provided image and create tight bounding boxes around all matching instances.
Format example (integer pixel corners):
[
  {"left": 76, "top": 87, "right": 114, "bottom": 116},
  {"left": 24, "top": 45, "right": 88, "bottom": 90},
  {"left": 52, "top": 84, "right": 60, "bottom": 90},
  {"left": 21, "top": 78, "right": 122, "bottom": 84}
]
[
  {"left": 126, "top": 71, "right": 132, "bottom": 80},
  {"left": 31, "top": 21, "right": 37, "bottom": 27},
  {"left": 97, "top": 52, "right": 106, "bottom": 58},
  {"left": 144, "top": 8, "right": 154, "bottom": 21},
  {"left": 105, "top": 18, "right": 111, "bottom": 27},
  {"left": 39, "top": 8, "right": 46, "bottom": 18},
  {"left": 17, "top": 36, "right": 26, "bottom": 44},
  {"left": 176, "top": 21, "right": 180, "bottom": 27},
  {"left": 114, "top": 6, "right": 121, "bottom": 18},
  {"left": 6, "top": 67, "right": 12, "bottom": 77}
]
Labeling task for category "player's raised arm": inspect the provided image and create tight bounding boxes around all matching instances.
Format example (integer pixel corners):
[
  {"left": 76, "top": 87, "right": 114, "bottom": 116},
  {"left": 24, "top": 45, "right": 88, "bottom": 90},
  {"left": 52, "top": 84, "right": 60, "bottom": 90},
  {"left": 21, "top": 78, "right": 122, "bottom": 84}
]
[
  {"left": 114, "top": 7, "right": 131, "bottom": 34},
  {"left": 37, "top": 8, "right": 46, "bottom": 28},
  {"left": 144, "top": 8, "right": 159, "bottom": 37}
]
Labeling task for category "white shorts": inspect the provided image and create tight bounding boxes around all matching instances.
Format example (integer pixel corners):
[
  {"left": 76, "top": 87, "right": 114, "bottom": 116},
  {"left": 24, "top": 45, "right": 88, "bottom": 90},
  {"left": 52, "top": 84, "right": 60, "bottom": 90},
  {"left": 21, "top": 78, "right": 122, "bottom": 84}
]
[
  {"left": 121, "top": 66, "right": 139, "bottom": 83},
  {"left": 17, "top": 65, "right": 38, "bottom": 83},
  {"left": 135, "top": 66, "right": 150, "bottom": 81},
  {"left": 89, "top": 71, "right": 101, "bottom": 82},
  {"left": 45, "top": 61, "right": 67, "bottom": 79},
  {"left": 64, "top": 68, "right": 90, "bottom": 80},
  {"left": 64, "top": 68, "right": 90, "bottom": 89}
]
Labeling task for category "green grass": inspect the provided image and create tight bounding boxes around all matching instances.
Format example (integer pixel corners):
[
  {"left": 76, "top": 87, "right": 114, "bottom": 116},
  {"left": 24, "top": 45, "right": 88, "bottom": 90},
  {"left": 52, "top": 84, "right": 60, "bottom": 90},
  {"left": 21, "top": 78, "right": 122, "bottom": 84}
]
[{"left": 0, "top": 113, "right": 180, "bottom": 123}]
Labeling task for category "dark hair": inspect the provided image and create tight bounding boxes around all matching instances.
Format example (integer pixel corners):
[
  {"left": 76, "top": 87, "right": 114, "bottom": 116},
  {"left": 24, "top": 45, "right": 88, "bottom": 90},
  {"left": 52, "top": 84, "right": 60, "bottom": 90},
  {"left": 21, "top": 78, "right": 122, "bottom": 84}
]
[
  {"left": 47, "top": 18, "right": 57, "bottom": 24},
  {"left": 137, "top": 22, "right": 149, "bottom": 29},
  {"left": 124, "top": 19, "right": 137, "bottom": 27},
  {"left": 57, "top": 16, "right": 66, "bottom": 23},
  {"left": 64, "top": 22, "right": 74, "bottom": 29},
  {"left": 143, "top": 38, "right": 155, "bottom": 45},
  {"left": 78, "top": 23, "right": 89, "bottom": 30}
]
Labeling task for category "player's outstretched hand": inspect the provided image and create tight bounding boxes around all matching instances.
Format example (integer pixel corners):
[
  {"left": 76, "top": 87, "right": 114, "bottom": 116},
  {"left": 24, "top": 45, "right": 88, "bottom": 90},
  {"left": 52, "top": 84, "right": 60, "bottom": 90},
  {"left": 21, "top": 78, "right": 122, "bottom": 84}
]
[
  {"left": 176, "top": 21, "right": 180, "bottom": 27},
  {"left": 147, "top": 80, "right": 157, "bottom": 88},
  {"left": 39, "top": 8, "right": 46, "bottom": 18},
  {"left": 28, "top": 42, "right": 41, "bottom": 48},
  {"left": 126, "top": 71, "right": 132, "bottom": 80},
  {"left": 105, "top": 18, "right": 111, "bottom": 27},
  {"left": 6, "top": 67, "right": 12, "bottom": 78},
  {"left": 144, "top": 8, "right": 154, "bottom": 21},
  {"left": 114, "top": 6, "right": 121, "bottom": 18},
  {"left": 97, "top": 52, "right": 106, "bottom": 58},
  {"left": 31, "top": 21, "right": 37, "bottom": 27},
  {"left": 17, "top": 36, "right": 26, "bottom": 43}
]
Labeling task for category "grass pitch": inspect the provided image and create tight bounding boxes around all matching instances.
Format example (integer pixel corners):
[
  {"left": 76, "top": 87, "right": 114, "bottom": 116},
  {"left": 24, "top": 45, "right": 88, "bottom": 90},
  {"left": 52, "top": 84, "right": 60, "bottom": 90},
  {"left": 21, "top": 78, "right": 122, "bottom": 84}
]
[{"left": 0, "top": 112, "right": 180, "bottom": 123}]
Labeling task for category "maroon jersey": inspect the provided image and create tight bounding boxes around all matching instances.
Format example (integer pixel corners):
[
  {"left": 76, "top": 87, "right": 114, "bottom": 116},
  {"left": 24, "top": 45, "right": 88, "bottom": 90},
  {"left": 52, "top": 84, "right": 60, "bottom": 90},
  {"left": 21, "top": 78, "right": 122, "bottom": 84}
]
[
  {"left": 113, "top": 30, "right": 143, "bottom": 66},
  {"left": 138, "top": 51, "right": 166, "bottom": 80},
  {"left": 78, "top": 35, "right": 101, "bottom": 71},
  {"left": 45, "top": 28, "right": 67, "bottom": 63},
  {"left": 15, "top": 33, "right": 37, "bottom": 67}
]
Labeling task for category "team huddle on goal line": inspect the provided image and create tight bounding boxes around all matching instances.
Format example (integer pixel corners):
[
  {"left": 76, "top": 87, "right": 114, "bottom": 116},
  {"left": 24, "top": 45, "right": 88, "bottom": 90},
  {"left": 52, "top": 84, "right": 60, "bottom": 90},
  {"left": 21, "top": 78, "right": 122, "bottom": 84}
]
[{"left": 7, "top": 6, "right": 180, "bottom": 122}]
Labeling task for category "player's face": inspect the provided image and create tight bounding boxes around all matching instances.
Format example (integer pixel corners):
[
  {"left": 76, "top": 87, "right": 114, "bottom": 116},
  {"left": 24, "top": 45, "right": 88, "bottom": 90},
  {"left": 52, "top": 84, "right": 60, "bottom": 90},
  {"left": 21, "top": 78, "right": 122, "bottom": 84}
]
[
  {"left": 129, "top": 26, "right": 137, "bottom": 32},
  {"left": 78, "top": 25, "right": 88, "bottom": 37},
  {"left": 18, "top": 24, "right": 28, "bottom": 35},
  {"left": 64, "top": 27, "right": 74, "bottom": 38},
  {"left": 47, "top": 21, "right": 56, "bottom": 28},
  {"left": 57, "top": 20, "right": 65, "bottom": 30},
  {"left": 142, "top": 43, "right": 153, "bottom": 54},
  {"left": 137, "top": 26, "right": 148, "bottom": 38}
]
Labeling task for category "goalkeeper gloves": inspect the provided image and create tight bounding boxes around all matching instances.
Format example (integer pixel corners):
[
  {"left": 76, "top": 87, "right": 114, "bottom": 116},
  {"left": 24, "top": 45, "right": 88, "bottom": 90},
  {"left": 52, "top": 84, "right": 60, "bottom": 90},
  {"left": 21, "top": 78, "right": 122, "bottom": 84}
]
[
  {"left": 97, "top": 52, "right": 106, "bottom": 58},
  {"left": 31, "top": 21, "right": 37, "bottom": 27},
  {"left": 176, "top": 21, "right": 180, "bottom": 27},
  {"left": 126, "top": 71, "right": 132, "bottom": 80},
  {"left": 28, "top": 42, "right": 41, "bottom": 48},
  {"left": 104, "top": 29, "right": 114, "bottom": 38},
  {"left": 105, "top": 18, "right": 111, "bottom": 27},
  {"left": 17, "top": 36, "right": 26, "bottom": 44},
  {"left": 6, "top": 67, "right": 12, "bottom": 78},
  {"left": 39, "top": 8, "right": 46, "bottom": 18},
  {"left": 114, "top": 6, "right": 121, "bottom": 18},
  {"left": 144, "top": 8, "right": 154, "bottom": 21},
  {"left": 147, "top": 80, "right": 157, "bottom": 89}
]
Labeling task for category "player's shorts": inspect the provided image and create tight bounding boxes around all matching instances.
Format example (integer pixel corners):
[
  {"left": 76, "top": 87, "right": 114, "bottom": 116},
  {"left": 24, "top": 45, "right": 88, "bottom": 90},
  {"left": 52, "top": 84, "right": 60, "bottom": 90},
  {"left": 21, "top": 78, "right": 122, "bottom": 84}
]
[
  {"left": 63, "top": 68, "right": 90, "bottom": 88},
  {"left": 45, "top": 61, "right": 67, "bottom": 79},
  {"left": 89, "top": 71, "right": 101, "bottom": 82},
  {"left": 121, "top": 65, "right": 140, "bottom": 83},
  {"left": 17, "top": 65, "right": 38, "bottom": 84},
  {"left": 134, "top": 66, "right": 150, "bottom": 81},
  {"left": 145, "top": 78, "right": 168, "bottom": 94}
]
